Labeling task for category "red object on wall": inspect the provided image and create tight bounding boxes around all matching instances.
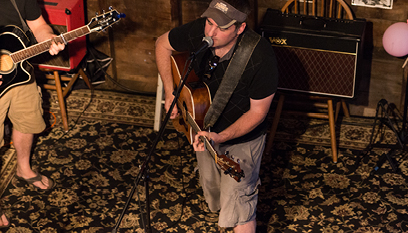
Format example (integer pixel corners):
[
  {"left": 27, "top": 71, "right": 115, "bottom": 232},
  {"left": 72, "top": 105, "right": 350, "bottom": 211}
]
[{"left": 32, "top": 0, "right": 86, "bottom": 71}]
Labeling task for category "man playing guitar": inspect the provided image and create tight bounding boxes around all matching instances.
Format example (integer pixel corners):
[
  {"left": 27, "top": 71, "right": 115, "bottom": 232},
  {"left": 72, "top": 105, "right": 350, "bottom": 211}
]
[
  {"left": 0, "top": 0, "right": 64, "bottom": 228},
  {"left": 155, "top": 0, "right": 278, "bottom": 232}
]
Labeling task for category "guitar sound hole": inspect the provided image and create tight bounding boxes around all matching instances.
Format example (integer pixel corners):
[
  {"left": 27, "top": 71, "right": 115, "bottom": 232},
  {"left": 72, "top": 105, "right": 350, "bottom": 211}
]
[
  {"left": 189, "top": 81, "right": 206, "bottom": 89},
  {"left": 0, "top": 51, "right": 14, "bottom": 73},
  {"left": 177, "top": 118, "right": 188, "bottom": 131}
]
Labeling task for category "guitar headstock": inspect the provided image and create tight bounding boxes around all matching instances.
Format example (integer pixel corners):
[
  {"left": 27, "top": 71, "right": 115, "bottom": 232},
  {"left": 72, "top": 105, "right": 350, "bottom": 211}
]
[
  {"left": 217, "top": 154, "right": 245, "bottom": 182},
  {"left": 88, "top": 8, "right": 126, "bottom": 33}
]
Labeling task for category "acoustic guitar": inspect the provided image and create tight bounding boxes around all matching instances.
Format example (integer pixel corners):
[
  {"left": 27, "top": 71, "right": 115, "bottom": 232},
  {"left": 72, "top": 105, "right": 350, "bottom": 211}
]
[
  {"left": 0, "top": 8, "right": 124, "bottom": 97},
  {"left": 170, "top": 52, "right": 245, "bottom": 182}
]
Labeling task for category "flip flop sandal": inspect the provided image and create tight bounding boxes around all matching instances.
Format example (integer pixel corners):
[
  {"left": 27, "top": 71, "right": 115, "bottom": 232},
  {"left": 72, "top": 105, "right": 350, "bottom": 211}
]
[
  {"left": 0, "top": 207, "right": 10, "bottom": 228},
  {"left": 15, "top": 172, "right": 55, "bottom": 191}
]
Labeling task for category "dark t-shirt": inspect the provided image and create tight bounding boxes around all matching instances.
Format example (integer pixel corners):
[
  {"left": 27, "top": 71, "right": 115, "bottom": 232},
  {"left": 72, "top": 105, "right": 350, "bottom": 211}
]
[
  {"left": 169, "top": 18, "right": 279, "bottom": 144},
  {"left": 0, "top": 0, "right": 42, "bottom": 28}
]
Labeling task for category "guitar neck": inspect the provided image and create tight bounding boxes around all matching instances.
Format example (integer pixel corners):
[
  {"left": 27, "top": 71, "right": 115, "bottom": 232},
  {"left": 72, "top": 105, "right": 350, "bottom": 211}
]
[
  {"left": 10, "top": 25, "right": 91, "bottom": 63},
  {"left": 185, "top": 111, "right": 218, "bottom": 159}
]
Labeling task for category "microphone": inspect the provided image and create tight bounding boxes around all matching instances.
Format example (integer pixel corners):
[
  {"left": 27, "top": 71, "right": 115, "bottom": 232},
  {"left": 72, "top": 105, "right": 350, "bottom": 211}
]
[{"left": 192, "top": 36, "right": 213, "bottom": 55}]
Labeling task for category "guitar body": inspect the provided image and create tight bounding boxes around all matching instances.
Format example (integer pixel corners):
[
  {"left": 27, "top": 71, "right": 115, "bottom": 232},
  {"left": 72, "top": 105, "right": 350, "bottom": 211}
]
[
  {"left": 0, "top": 8, "right": 124, "bottom": 98},
  {"left": 170, "top": 52, "right": 245, "bottom": 182},
  {"left": 171, "top": 52, "right": 212, "bottom": 144},
  {"left": 0, "top": 25, "right": 33, "bottom": 97}
]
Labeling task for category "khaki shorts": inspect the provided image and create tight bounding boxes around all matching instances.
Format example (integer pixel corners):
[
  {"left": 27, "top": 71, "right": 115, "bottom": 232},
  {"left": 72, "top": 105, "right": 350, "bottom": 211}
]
[
  {"left": 196, "top": 134, "right": 266, "bottom": 228},
  {"left": 0, "top": 81, "right": 46, "bottom": 146}
]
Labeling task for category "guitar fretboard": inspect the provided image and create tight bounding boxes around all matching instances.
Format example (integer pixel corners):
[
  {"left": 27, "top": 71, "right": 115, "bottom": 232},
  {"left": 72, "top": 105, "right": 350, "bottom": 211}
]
[
  {"left": 185, "top": 110, "right": 218, "bottom": 160},
  {"left": 10, "top": 26, "right": 90, "bottom": 63}
]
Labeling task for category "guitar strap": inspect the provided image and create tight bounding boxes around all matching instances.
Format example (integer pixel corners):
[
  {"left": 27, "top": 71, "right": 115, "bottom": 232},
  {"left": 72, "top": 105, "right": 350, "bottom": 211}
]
[
  {"left": 203, "top": 29, "right": 261, "bottom": 129},
  {"left": 9, "top": 0, "right": 38, "bottom": 44}
]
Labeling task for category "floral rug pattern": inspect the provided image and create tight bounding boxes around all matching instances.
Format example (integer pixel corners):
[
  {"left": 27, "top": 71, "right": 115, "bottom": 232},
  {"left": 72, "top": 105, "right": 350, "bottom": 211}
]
[
  {"left": 0, "top": 90, "right": 407, "bottom": 232},
  {"left": 44, "top": 89, "right": 156, "bottom": 128},
  {"left": 0, "top": 119, "right": 406, "bottom": 232}
]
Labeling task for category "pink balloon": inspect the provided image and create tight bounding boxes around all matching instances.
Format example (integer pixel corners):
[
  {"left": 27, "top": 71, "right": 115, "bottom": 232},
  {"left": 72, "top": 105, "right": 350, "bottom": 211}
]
[{"left": 382, "top": 22, "right": 408, "bottom": 57}]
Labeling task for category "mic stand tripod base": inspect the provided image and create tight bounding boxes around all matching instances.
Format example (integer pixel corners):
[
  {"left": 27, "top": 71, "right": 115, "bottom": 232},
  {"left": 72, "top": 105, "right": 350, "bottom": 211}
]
[
  {"left": 111, "top": 168, "right": 152, "bottom": 233},
  {"left": 371, "top": 147, "right": 399, "bottom": 175},
  {"left": 111, "top": 53, "right": 197, "bottom": 233},
  {"left": 356, "top": 99, "right": 402, "bottom": 177}
]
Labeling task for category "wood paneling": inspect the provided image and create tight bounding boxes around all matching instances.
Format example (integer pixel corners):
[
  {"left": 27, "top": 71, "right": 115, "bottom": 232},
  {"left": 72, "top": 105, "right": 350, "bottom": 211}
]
[
  {"left": 86, "top": 0, "right": 178, "bottom": 94},
  {"left": 82, "top": 0, "right": 408, "bottom": 116}
]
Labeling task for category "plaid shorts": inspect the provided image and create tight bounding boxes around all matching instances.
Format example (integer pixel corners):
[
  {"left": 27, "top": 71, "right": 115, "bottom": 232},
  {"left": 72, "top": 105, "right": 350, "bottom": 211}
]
[
  {"left": 196, "top": 134, "right": 266, "bottom": 228},
  {"left": 0, "top": 80, "right": 45, "bottom": 146}
]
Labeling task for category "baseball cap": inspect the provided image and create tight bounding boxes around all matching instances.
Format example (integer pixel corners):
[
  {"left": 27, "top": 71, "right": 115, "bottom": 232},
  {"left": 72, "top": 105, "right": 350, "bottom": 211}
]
[{"left": 201, "top": 0, "right": 248, "bottom": 29}]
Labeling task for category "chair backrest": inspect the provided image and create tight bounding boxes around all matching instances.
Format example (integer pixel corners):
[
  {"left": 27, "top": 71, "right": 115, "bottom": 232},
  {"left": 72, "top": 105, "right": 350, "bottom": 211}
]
[{"left": 281, "top": 0, "right": 354, "bottom": 20}]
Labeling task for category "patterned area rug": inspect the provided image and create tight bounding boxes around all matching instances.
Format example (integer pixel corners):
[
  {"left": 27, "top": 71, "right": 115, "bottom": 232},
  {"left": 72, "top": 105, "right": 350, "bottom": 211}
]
[
  {"left": 0, "top": 147, "right": 16, "bottom": 197},
  {"left": 45, "top": 89, "right": 398, "bottom": 149},
  {"left": 44, "top": 89, "right": 157, "bottom": 128},
  {"left": 269, "top": 114, "right": 398, "bottom": 150},
  {"left": 260, "top": 141, "right": 408, "bottom": 233},
  {"left": 0, "top": 90, "right": 407, "bottom": 232},
  {"left": 0, "top": 120, "right": 407, "bottom": 232}
]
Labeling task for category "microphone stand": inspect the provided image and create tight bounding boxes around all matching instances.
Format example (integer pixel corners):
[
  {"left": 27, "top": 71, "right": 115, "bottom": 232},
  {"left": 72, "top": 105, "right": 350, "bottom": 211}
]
[
  {"left": 356, "top": 58, "right": 408, "bottom": 176},
  {"left": 112, "top": 52, "right": 197, "bottom": 233},
  {"left": 400, "top": 57, "right": 408, "bottom": 140}
]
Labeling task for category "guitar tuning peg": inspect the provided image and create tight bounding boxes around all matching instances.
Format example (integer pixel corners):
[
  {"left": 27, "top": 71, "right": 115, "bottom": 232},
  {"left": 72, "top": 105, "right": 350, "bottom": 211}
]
[
  {"left": 95, "top": 12, "right": 99, "bottom": 16},
  {"left": 225, "top": 151, "right": 229, "bottom": 156},
  {"left": 109, "top": 6, "right": 113, "bottom": 10},
  {"left": 237, "top": 159, "right": 240, "bottom": 164}
]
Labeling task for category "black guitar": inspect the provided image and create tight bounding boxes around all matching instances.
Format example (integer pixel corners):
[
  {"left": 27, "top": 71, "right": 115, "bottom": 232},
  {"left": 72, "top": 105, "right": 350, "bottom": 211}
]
[{"left": 0, "top": 8, "right": 124, "bottom": 97}]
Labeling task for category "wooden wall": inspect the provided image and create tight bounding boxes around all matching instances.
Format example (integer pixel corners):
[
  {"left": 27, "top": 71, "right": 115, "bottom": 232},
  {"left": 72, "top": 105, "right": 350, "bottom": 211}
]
[
  {"left": 85, "top": 0, "right": 177, "bottom": 95},
  {"left": 85, "top": 0, "right": 408, "bottom": 117}
]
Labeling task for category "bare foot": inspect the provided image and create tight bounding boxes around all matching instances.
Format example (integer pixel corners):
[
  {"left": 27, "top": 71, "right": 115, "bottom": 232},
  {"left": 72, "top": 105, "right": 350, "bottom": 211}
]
[{"left": 0, "top": 210, "right": 9, "bottom": 227}]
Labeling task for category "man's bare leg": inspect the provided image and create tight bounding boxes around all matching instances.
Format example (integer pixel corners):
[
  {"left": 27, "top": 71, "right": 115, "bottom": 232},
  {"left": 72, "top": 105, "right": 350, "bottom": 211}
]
[
  {"left": 233, "top": 219, "right": 256, "bottom": 233},
  {"left": 13, "top": 129, "right": 50, "bottom": 189}
]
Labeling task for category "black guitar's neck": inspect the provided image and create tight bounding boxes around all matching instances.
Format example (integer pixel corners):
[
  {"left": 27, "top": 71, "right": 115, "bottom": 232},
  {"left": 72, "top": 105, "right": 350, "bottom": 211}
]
[{"left": 10, "top": 25, "right": 90, "bottom": 63}]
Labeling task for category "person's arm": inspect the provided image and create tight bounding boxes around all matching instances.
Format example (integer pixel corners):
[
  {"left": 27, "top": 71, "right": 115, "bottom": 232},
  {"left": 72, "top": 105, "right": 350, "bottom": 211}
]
[
  {"left": 155, "top": 31, "right": 179, "bottom": 119},
  {"left": 26, "top": 15, "right": 65, "bottom": 55},
  {"left": 193, "top": 93, "right": 275, "bottom": 150}
]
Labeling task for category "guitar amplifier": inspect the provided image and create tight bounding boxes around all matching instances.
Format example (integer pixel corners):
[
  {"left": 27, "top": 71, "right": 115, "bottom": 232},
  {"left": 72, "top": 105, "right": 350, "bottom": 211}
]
[
  {"left": 31, "top": 0, "right": 86, "bottom": 71},
  {"left": 259, "top": 9, "right": 366, "bottom": 98}
]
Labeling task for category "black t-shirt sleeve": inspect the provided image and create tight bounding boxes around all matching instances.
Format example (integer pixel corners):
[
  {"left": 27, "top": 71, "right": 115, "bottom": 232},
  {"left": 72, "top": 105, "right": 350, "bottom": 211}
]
[
  {"left": 23, "top": 0, "right": 42, "bottom": 21},
  {"left": 0, "top": 0, "right": 42, "bottom": 28},
  {"left": 247, "top": 39, "right": 279, "bottom": 100},
  {"left": 249, "top": 64, "right": 278, "bottom": 100}
]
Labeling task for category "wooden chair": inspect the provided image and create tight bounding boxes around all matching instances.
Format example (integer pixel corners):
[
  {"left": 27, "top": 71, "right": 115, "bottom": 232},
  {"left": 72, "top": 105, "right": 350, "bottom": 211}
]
[
  {"left": 265, "top": 0, "right": 355, "bottom": 163},
  {"left": 40, "top": 68, "right": 93, "bottom": 132}
]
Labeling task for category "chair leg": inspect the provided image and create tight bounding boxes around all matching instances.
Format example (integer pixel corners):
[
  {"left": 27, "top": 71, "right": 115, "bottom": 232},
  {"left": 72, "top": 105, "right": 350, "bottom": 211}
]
[
  {"left": 62, "top": 68, "right": 93, "bottom": 97},
  {"left": 264, "top": 94, "right": 285, "bottom": 155},
  {"left": 62, "top": 73, "right": 80, "bottom": 97},
  {"left": 154, "top": 74, "right": 164, "bottom": 132},
  {"left": 341, "top": 100, "right": 350, "bottom": 117},
  {"left": 327, "top": 99, "right": 338, "bottom": 163},
  {"left": 335, "top": 99, "right": 350, "bottom": 122},
  {"left": 335, "top": 101, "right": 341, "bottom": 122},
  {"left": 79, "top": 68, "right": 94, "bottom": 90},
  {"left": 53, "top": 70, "right": 69, "bottom": 132}
]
